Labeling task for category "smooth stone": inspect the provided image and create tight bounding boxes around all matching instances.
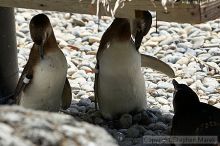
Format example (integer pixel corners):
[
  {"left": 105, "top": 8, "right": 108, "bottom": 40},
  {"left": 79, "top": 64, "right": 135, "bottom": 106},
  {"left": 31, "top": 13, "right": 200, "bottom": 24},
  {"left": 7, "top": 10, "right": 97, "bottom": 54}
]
[
  {"left": 94, "top": 117, "right": 104, "bottom": 125},
  {"left": 15, "top": 15, "right": 26, "bottom": 23},
  {"left": 147, "top": 97, "right": 156, "bottom": 104},
  {"left": 208, "top": 47, "right": 220, "bottom": 56},
  {"left": 159, "top": 37, "right": 176, "bottom": 46},
  {"left": 59, "top": 40, "right": 68, "bottom": 47},
  {"left": 144, "top": 41, "right": 158, "bottom": 47},
  {"left": 161, "top": 114, "right": 173, "bottom": 124},
  {"left": 144, "top": 130, "right": 156, "bottom": 136},
  {"left": 195, "top": 49, "right": 207, "bottom": 55},
  {"left": 0, "top": 123, "right": 14, "bottom": 134},
  {"left": 119, "top": 114, "right": 132, "bottom": 129},
  {"left": 67, "top": 67, "right": 78, "bottom": 76},
  {"left": 200, "top": 86, "right": 216, "bottom": 93},
  {"left": 118, "top": 129, "right": 128, "bottom": 135},
  {"left": 191, "top": 37, "right": 205, "bottom": 48},
  {"left": 208, "top": 56, "right": 220, "bottom": 63},
  {"left": 118, "top": 140, "right": 132, "bottom": 146},
  {"left": 188, "top": 62, "right": 201, "bottom": 70},
  {"left": 135, "top": 125, "right": 147, "bottom": 135},
  {"left": 156, "top": 97, "right": 168, "bottom": 105},
  {"left": 88, "top": 36, "right": 100, "bottom": 44},
  {"left": 200, "top": 99, "right": 208, "bottom": 104},
  {"left": 200, "top": 96, "right": 209, "bottom": 100},
  {"left": 176, "top": 47, "right": 186, "bottom": 53},
  {"left": 203, "top": 77, "right": 219, "bottom": 88},
  {"left": 80, "top": 66, "right": 92, "bottom": 72},
  {"left": 197, "top": 53, "right": 211, "bottom": 61},
  {"left": 145, "top": 81, "right": 157, "bottom": 89},
  {"left": 72, "top": 18, "right": 85, "bottom": 26},
  {"left": 189, "top": 30, "right": 200, "bottom": 38},
  {"left": 159, "top": 30, "right": 171, "bottom": 36},
  {"left": 64, "top": 13, "right": 71, "bottom": 19},
  {"left": 177, "top": 42, "right": 192, "bottom": 49},
  {"left": 80, "top": 45, "right": 92, "bottom": 51},
  {"left": 210, "top": 38, "right": 220, "bottom": 44},
  {"left": 176, "top": 57, "right": 190, "bottom": 65},
  {"left": 194, "top": 72, "right": 207, "bottom": 80},
  {"left": 16, "top": 31, "right": 26, "bottom": 38},
  {"left": 76, "top": 106, "right": 86, "bottom": 113},
  {"left": 160, "top": 105, "right": 171, "bottom": 113},
  {"left": 73, "top": 78, "right": 87, "bottom": 85},
  {"left": 213, "top": 103, "right": 220, "bottom": 108},
  {"left": 157, "top": 81, "right": 173, "bottom": 89},
  {"left": 197, "top": 23, "right": 212, "bottom": 31},
  {"left": 69, "top": 108, "right": 79, "bottom": 114},
  {"left": 149, "top": 35, "right": 167, "bottom": 42},
  {"left": 208, "top": 98, "right": 217, "bottom": 105},
  {"left": 78, "top": 98, "right": 92, "bottom": 106},
  {"left": 70, "top": 83, "right": 80, "bottom": 90},
  {"left": 132, "top": 113, "right": 142, "bottom": 123},
  {"left": 141, "top": 111, "right": 158, "bottom": 124},
  {"left": 79, "top": 32, "right": 92, "bottom": 37},
  {"left": 81, "top": 84, "right": 93, "bottom": 91},
  {"left": 127, "top": 126, "right": 140, "bottom": 138},
  {"left": 162, "top": 54, "right": 179, "bottom": 64},
  {"left": 147, "top": 122, "right": 167, "bottom": 131},
  {"left": 113, "top": 132, "right": 125, "bottom": 142},
  {"left": 186, "top": 48, "right": 196, "bottom": 56},
  {"left": 158, "top": 26, "right": 170, "bottom": 31}
]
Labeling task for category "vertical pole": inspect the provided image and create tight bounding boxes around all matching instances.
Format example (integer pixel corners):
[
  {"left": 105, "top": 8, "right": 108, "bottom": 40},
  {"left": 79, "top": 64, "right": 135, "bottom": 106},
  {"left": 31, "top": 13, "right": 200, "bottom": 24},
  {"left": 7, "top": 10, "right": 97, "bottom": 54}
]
[{"left": 0, "top": 7, "right": 18, "bottom": 104}]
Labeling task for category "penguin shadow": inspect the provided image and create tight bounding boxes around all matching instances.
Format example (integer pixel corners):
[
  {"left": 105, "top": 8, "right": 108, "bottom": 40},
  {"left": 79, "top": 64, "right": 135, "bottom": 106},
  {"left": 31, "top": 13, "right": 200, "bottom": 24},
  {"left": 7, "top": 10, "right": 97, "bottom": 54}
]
[{"left": 62, "top": 99, "right": 174, "bottom": 146}]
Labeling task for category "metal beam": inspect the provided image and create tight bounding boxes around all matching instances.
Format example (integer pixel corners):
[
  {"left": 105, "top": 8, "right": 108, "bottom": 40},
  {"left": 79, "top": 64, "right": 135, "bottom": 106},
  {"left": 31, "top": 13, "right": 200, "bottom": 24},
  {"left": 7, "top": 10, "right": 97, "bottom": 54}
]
[{"left": 0, "top": 7, "right": 18, "bottom": 104}]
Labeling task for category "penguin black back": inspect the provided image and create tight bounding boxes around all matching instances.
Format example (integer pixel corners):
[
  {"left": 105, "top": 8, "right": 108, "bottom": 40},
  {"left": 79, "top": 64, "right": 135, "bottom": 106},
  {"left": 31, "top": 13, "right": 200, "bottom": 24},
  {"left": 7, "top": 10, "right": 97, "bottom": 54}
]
[
  {"left": 172, "top": 79, "right": 200, "bottom": 114},
  {"left": 171, "top": 79, "right": 220, "bottom": 145}
]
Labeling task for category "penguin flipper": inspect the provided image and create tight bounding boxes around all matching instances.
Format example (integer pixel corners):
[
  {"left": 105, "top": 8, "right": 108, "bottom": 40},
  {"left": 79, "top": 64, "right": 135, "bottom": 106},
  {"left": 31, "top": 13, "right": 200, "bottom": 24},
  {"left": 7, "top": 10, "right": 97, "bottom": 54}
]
[
  {"left": 61, "top": 78, "right": 72, "bottom": 110},
  {"left": 141, "top": 54, "right": 175, "bottom": 78},
  {"left": 13, "top": 64, "right": 33, "bottom": 104},
  {"left": 94, "top": 63, "right": 99, "bottom": 111}
]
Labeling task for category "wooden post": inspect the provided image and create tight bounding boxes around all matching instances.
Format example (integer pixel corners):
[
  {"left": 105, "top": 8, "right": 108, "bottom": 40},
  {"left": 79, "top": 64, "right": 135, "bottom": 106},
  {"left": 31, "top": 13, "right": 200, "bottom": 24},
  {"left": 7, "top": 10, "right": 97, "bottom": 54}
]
[{"left": 0, "top": 7, "right": 18, "bottom": 104}]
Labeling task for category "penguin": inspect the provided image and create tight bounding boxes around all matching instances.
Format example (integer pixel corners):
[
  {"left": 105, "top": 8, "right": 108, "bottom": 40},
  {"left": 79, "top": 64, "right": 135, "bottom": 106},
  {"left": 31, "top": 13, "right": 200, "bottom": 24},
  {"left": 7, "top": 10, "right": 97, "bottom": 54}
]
[
  {"left": 13, "top": 14, "right": 72, "bottom": 112},
  {"left": 94, "top": 11, "right": 175, "bottom": 119},
  {"left": 171, "top": 79, "right": 220, "bottom": 145}
]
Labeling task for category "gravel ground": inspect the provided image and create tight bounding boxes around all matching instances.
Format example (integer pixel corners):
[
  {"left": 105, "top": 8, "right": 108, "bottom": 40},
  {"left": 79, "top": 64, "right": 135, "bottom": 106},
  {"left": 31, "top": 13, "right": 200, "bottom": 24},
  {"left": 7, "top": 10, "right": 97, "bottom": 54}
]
[{"left": 15, "top": 8, "right": 220, "bottom": 146}]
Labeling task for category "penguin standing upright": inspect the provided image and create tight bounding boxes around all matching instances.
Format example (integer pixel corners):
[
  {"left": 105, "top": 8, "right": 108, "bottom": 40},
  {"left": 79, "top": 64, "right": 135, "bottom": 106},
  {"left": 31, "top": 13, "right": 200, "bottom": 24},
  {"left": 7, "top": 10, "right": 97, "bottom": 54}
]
[
  {"left": 94, "top": 11, "right": 175, "bottom": 119},
  {"left": 171, "top": 79, "right": 220, "bottom": 145},
  {"left": 14, "top": 14, "right": 71, "bottom": 112}
]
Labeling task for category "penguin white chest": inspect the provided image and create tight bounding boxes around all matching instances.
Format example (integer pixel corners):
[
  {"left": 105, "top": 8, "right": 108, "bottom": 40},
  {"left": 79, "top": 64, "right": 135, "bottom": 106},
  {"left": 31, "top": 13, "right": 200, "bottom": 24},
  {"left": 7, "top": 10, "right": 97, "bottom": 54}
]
[
  {"left": 98, "top": 41, "right": 146, "bottom": 119},
  {"left": 20, "top": 50, "right": 67, "bottom": 111}
]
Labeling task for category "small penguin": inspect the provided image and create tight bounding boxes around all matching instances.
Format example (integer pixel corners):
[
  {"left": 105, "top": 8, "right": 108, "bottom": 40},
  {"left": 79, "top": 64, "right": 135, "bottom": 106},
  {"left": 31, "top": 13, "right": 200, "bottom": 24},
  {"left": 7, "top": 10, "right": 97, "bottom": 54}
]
[
  {"left": 13, "top": 14, "right": 71, "bottom": 112},
  {"left": 171, "top": 79, "right": 220, "bottom": 145},
  {"left": 94, "top": 11, "right": 175, "bottom": 119}
]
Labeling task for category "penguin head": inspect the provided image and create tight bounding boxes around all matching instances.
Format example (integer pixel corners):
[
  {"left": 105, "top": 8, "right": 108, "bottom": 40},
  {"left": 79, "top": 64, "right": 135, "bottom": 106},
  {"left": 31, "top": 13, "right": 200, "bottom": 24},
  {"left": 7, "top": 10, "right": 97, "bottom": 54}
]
[
  {"left": 29, "top": 14, "right": 52, "bottom": 59},
  {"left": 172, "top": 79, "right": 200, "bottom": 113},
  {"left": 107, "top": 18, "right": 131, "bottom": 42},
  {"left": 131, "top": 11, "right": 152, "bottom": 49}
]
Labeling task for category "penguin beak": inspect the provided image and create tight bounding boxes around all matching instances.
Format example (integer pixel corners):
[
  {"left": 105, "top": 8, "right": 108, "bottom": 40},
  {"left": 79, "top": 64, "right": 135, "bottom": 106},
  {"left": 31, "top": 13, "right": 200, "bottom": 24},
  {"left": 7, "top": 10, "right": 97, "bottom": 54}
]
[
  {"left": 172, "top": 79, "right": 179, "bottom": 91},
  {"left": 37, "top": 44, "right": 44, "bottom": 59}
]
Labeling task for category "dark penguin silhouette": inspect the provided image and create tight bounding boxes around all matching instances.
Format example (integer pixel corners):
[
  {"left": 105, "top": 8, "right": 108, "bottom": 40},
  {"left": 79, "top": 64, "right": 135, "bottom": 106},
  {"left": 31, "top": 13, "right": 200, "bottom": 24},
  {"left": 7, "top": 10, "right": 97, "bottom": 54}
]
[
  {"left": 13, "top": 14, "right": 71, "bottom": 111},
  {"left": 171, "top": 79, "right": 220, "bottom": 145}
]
